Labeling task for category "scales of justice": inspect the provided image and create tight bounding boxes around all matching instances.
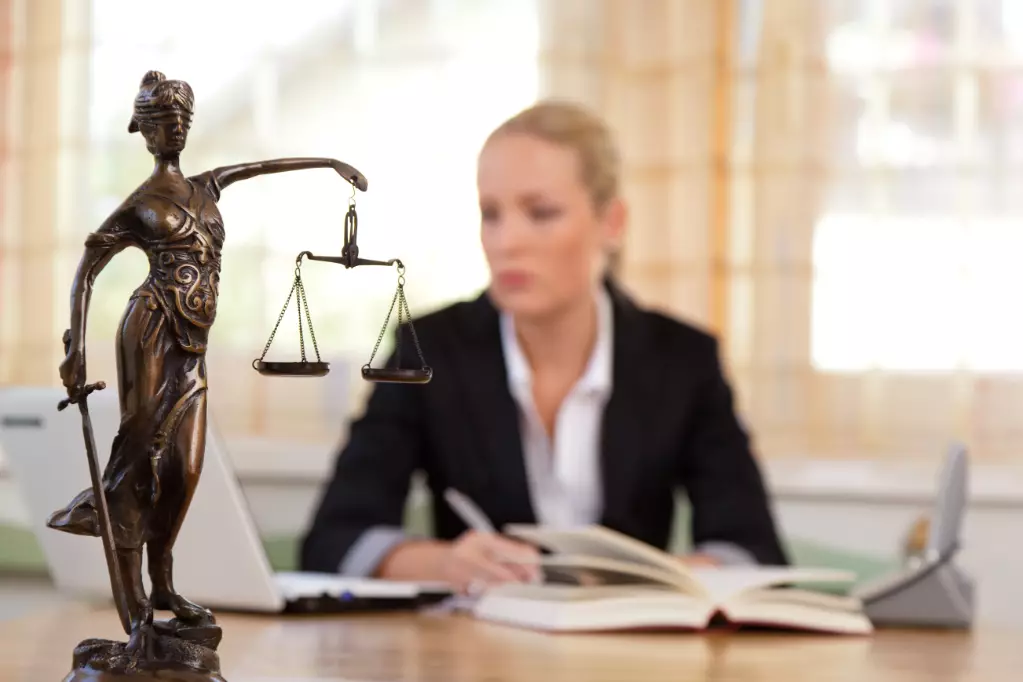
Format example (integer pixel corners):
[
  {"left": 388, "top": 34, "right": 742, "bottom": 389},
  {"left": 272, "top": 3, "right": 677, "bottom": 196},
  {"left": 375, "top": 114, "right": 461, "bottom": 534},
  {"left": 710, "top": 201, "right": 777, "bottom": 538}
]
[{"left": 50, "top": 71, "right": 431, "bottom": 681}]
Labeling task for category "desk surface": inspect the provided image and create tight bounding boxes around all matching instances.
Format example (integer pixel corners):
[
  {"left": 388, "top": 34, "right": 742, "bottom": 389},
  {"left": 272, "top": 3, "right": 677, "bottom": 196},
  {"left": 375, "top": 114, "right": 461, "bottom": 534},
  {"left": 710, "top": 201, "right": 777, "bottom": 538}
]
[{"left": 2, "top": 604, "right": 1021, "bottom": 682}]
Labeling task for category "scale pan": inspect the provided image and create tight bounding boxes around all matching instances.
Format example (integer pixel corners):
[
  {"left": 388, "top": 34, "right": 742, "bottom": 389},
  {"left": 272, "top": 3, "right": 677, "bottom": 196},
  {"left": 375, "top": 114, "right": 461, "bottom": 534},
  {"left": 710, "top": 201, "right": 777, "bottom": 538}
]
[
  {"left": 361, "top": 366, "right": 433, "bottom": 384},
  {"left": 252, "top": 360, "right": 330, "bottom": 377}
]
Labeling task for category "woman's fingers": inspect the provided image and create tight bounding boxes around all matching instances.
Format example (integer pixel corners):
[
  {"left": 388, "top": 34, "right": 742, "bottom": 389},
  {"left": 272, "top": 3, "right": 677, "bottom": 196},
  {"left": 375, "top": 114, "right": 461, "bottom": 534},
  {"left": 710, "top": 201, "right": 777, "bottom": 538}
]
[
  {"left": 447, "top": 531, "right": 542, "bottom": 592},
  {"left": 473, "top": 534, "right": 542, "bottom": 582}
]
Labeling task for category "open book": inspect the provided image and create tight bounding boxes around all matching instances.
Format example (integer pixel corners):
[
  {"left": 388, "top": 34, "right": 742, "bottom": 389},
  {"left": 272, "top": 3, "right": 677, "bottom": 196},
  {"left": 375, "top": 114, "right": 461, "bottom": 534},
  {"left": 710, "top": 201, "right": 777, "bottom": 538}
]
[{"left": 471, "top": 525, "right": 873, "bottom": 635}]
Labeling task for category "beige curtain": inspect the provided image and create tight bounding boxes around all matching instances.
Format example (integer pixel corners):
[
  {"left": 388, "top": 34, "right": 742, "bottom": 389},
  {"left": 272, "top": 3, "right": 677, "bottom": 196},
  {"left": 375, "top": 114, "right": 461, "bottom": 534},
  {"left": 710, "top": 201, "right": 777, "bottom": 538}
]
[
  {"left": 537, "top": 0, "right": 751, "bottom": 430},
  {"left": 539, "top": 0, "right": 727, "bottom": 327},
  {"left": 738, "top": 0, "right": 829, "bottom": 460},
  {"left": 0, "top": 0, "right": 68, "bottom": 385},
  {"left": 0, "top": 0, "right": 11, "bottom": 379}
]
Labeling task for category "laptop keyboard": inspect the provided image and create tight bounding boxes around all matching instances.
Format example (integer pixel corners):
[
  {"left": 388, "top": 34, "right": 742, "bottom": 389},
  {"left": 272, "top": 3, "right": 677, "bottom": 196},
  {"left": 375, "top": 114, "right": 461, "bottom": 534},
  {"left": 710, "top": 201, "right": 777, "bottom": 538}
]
[{"left": 274, "top": 572, "right": 448, "bottom": 601}]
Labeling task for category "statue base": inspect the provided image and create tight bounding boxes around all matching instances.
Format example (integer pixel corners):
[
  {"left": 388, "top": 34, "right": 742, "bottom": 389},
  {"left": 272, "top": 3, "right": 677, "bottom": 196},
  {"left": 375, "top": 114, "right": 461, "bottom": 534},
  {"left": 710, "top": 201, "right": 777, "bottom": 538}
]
[{"left": 61, "top": 619, "right": 225, "bottom": 682}]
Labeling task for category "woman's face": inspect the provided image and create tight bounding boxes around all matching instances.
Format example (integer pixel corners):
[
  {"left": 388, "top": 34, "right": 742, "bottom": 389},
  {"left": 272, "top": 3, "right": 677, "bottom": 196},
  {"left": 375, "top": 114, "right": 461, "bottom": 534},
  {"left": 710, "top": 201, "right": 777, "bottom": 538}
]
[
  {"left": 143, "top": 111, "right": 190, "bottom": 158},
  {"left": 477, "top": 132, "right": 623, "bottom": 320}
]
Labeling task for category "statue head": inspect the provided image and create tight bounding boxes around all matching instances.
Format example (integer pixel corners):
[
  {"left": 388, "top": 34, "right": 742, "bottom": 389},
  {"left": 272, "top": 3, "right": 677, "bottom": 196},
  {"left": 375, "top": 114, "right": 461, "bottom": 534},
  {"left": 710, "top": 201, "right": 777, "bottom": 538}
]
[{"left": 128, "top": 70, "right": 195, "bottom": 159}]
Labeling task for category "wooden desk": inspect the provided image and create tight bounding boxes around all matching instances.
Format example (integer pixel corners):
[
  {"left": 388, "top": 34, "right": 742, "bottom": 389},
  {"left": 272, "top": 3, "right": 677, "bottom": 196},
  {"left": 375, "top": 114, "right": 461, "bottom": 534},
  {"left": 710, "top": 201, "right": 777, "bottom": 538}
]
[{"left": 2, "top": 604, "right": 1021, "bottom": 681}]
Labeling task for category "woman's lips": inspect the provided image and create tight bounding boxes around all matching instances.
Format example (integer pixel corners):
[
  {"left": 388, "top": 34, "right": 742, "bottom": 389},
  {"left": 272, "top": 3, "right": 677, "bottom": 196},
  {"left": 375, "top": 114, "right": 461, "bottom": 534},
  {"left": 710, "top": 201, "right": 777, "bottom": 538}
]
[{"left": 496, "top": 271, "right": 531, "bottom": 289}]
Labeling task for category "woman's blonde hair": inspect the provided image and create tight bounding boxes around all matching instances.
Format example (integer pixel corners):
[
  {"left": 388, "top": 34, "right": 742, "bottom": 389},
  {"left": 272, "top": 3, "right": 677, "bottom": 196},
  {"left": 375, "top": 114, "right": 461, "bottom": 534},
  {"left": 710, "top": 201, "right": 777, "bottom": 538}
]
[{"left": 485, "top": 99, "right": 621, "bottom": 213}]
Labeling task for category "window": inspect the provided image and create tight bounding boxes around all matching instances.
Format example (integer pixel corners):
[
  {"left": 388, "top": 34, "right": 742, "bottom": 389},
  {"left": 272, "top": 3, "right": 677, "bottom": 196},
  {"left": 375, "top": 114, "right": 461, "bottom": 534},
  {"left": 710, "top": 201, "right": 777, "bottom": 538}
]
[{"left": 812, "top": 0, "right": 1023, "bottom": 372}]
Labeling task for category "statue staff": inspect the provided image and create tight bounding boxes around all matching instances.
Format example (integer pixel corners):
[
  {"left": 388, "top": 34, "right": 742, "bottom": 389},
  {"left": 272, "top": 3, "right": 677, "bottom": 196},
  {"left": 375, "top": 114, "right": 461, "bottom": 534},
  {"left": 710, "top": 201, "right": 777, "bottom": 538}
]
[{"left": 57, "top": 330, "right": 132, "bottom": 636}]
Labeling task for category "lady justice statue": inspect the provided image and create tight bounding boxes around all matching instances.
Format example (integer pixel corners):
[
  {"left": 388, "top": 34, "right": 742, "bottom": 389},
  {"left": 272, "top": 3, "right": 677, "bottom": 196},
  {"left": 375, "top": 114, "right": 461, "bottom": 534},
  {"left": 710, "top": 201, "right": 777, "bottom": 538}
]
[{"left": 49, "top": 70, "right": 368, "bottom": 681}]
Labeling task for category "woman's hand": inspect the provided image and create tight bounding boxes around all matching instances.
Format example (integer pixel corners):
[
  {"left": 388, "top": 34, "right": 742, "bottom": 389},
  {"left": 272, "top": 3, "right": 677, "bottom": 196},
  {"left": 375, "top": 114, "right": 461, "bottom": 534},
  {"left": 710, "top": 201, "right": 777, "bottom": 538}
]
[
  {"left": 439, "top": 531, "right": 541, "bottom": 594},
  {"left": 677, "top": 553, "right": 721, "bottom": 569},
  {"left": 330, "top": 159, "right": 368, "bottom": 192},
  {"left": 59, "top": 347, "right": 86, "bottom": 399},
  {"left": 377, "top": 532, "right": 541, "bottom": 594}
]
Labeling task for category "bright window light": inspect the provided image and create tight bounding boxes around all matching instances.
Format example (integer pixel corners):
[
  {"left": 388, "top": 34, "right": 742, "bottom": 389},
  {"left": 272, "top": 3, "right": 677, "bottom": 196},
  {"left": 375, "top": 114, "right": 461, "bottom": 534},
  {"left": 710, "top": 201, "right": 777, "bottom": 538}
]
[{"left": 811, "top": 213, "right": 1023, "bottom": 372}]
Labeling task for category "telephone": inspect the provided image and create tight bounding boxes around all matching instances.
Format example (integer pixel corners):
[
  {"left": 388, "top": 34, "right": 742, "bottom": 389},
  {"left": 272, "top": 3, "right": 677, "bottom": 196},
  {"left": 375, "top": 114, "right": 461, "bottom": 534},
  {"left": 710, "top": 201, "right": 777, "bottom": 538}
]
[{"left": 850, "top": 442, "right": 975, "bottom": 629}]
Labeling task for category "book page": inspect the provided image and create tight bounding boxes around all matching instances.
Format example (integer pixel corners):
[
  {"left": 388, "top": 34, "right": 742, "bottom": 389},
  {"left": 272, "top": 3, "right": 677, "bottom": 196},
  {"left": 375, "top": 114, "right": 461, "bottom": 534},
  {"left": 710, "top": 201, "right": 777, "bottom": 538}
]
[
  {"left": 480, "top": 583, "right": 677, "bottom": 602},
  {"left": 503, "top": 525, "right": 856, "bottom": 604},
  {"left": 688, "top": 566, "right": 858, "bottom": 603},
  {"left": 504, "top": 525, "right": 689, "bottom": 577},
  {"left": 737, "top": 587, "right": 864, "bottom": 613},
  {"left": 534, "top": 554, "right": 706, "bottom": 594}
]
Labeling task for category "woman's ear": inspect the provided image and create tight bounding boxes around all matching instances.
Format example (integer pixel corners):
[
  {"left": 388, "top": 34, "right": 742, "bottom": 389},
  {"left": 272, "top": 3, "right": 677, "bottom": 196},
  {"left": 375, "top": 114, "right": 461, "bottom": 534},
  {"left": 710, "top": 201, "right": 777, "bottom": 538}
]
[{"left": 600, "top": 196, "right": 627, "bottom": 255}]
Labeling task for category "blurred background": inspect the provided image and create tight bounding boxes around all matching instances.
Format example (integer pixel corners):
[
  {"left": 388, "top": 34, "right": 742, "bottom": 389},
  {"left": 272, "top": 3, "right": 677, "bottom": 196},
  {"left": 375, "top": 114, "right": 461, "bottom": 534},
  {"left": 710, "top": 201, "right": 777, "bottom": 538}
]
[{"left": 2, "top": 0, "right": 1023, "bottom": 624}]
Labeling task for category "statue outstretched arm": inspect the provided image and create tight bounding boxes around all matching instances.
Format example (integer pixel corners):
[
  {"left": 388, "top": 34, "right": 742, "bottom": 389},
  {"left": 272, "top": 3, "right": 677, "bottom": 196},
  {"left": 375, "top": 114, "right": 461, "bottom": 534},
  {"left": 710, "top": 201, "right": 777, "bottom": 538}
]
[{"left": 209, "top": 158, "right": 368, "bottom": 193}]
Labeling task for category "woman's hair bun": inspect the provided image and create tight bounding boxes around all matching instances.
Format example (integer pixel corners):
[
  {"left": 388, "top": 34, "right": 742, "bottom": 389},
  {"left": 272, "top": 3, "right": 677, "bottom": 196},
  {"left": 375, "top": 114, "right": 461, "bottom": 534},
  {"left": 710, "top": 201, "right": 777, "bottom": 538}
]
[{"left": 140, "top": 70, "right": 166, "bottom": 87}]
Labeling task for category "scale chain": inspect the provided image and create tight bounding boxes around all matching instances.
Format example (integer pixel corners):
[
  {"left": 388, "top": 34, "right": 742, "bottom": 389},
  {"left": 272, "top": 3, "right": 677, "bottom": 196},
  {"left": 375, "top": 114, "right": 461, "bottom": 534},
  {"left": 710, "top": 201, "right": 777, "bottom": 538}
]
[
  {"left": 396, "top": 282, "right": 404, "bottom": 366},
  {"left": 259, "top": 261, "right": 322, "bottom": 365},
  {"left": 296, "top": 275, "right": 306, "bottom": 363},
  {"left": 259, "top": 275, "right": 299, "bottom": 362},
  {"left": 398, "top": 284, "right": 428, "bottom": 368},
  {"left": 296, "top": 277, "right": 322, "bottom": 363},
  {"left": 364, "top": 272, "right": 429, "bottom": 371},
  {"left": 366, "top": 286, "right": 400, "bottom": 368}
]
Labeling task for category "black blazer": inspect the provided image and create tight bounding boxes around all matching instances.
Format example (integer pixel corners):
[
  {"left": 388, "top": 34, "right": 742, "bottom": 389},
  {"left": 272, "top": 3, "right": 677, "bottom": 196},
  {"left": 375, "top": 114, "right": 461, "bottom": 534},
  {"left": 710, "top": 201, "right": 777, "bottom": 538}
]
[{"left": 300, "top": 281, "right": 789, "bottom": 572}]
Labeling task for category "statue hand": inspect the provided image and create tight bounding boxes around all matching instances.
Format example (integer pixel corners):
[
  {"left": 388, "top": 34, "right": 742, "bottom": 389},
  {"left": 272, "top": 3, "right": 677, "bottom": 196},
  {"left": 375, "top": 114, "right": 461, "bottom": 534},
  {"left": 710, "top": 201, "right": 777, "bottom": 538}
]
[
  {"left": 59, "top": 347, "right": 86, "bottom": 399},
  {"left": 331, "top": 159, "right": 368, "bottom": 192}
]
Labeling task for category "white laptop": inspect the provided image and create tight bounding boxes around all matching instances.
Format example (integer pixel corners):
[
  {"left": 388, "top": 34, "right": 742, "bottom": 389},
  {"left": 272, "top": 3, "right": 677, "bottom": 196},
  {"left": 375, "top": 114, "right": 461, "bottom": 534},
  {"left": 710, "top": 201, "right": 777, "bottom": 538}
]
[{"left": 0, "top": 385, "right": 451, "bottom": 614}]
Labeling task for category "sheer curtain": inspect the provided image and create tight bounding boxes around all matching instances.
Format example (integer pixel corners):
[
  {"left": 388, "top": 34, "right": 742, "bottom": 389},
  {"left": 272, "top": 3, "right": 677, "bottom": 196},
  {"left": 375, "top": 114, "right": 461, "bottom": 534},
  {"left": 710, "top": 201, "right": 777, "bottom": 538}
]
[
  {"left": 0, "top": 0, "right": 73, "bottom": 386},
  {"left": 538, "top": 0, "right": 727, "bottom": 328},
  {"left": 733, "top": 0, "right": 831, "bottom": 460}
]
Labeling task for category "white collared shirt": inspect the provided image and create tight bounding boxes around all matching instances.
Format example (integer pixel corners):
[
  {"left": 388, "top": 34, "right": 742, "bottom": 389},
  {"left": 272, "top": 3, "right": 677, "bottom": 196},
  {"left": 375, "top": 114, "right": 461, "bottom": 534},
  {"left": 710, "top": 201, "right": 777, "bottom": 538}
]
[{"left": 499, "top": 287, "right": 614, "bottom": 528}]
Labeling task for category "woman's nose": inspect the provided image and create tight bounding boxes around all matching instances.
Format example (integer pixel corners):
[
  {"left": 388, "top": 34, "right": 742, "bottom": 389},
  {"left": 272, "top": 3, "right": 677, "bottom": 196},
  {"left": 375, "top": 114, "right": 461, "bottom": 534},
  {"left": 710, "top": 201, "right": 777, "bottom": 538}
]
[{"left": 490, "top": 226, "right": 529, "bottom": 256}]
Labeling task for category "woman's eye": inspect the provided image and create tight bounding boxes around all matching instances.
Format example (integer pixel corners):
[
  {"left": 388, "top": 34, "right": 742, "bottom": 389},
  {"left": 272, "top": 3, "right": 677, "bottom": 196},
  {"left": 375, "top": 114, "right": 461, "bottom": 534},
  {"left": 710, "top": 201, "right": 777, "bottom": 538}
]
[
  {"left": 480, "top": 206, "right": 499, "bottom": 223},
  {"left": 530, "top": 206, "right": 561, "bottom": 221}
]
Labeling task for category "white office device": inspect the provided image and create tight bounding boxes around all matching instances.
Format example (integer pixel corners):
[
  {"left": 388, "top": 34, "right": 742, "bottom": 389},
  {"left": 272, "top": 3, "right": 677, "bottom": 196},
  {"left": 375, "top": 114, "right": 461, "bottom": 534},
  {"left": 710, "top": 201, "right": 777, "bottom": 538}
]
[
  {"left": 851, "top": 442, "right": 975, "bottom": 628},
  {"left": 0, "top": 385, "right": 450, "bottom": 614}
]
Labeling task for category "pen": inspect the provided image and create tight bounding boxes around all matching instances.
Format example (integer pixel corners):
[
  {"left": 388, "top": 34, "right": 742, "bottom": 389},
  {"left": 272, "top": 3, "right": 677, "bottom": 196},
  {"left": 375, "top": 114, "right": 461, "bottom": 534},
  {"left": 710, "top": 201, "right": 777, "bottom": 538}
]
[{"left": 443, "top": 488, "right": 496, "bottom": 533}]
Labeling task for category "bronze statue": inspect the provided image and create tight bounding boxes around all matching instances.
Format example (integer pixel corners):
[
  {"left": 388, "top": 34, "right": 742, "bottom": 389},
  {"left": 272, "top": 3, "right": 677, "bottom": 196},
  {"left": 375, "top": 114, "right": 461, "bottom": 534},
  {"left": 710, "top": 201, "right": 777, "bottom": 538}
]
[{"left": 49, "top": 70, "right": 385, "bottom": 681}]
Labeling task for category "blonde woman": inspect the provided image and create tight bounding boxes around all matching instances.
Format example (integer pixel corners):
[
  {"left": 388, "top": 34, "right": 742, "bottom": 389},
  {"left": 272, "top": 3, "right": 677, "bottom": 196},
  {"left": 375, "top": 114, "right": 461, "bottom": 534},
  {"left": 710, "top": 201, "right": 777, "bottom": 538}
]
[{"left": 301, "top": 100, "right": 788, "bottom": 593}]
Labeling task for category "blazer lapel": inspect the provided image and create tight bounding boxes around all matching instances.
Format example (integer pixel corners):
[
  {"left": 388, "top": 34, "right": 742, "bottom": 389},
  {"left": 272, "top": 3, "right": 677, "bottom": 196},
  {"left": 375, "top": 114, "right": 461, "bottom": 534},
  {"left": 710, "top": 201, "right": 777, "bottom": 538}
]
[
  {"left": 599, "top": 282, "right": 659, "bottom": 533},
  {"left": 454, "top": 292, "right": 536, "bottom": 525}
]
